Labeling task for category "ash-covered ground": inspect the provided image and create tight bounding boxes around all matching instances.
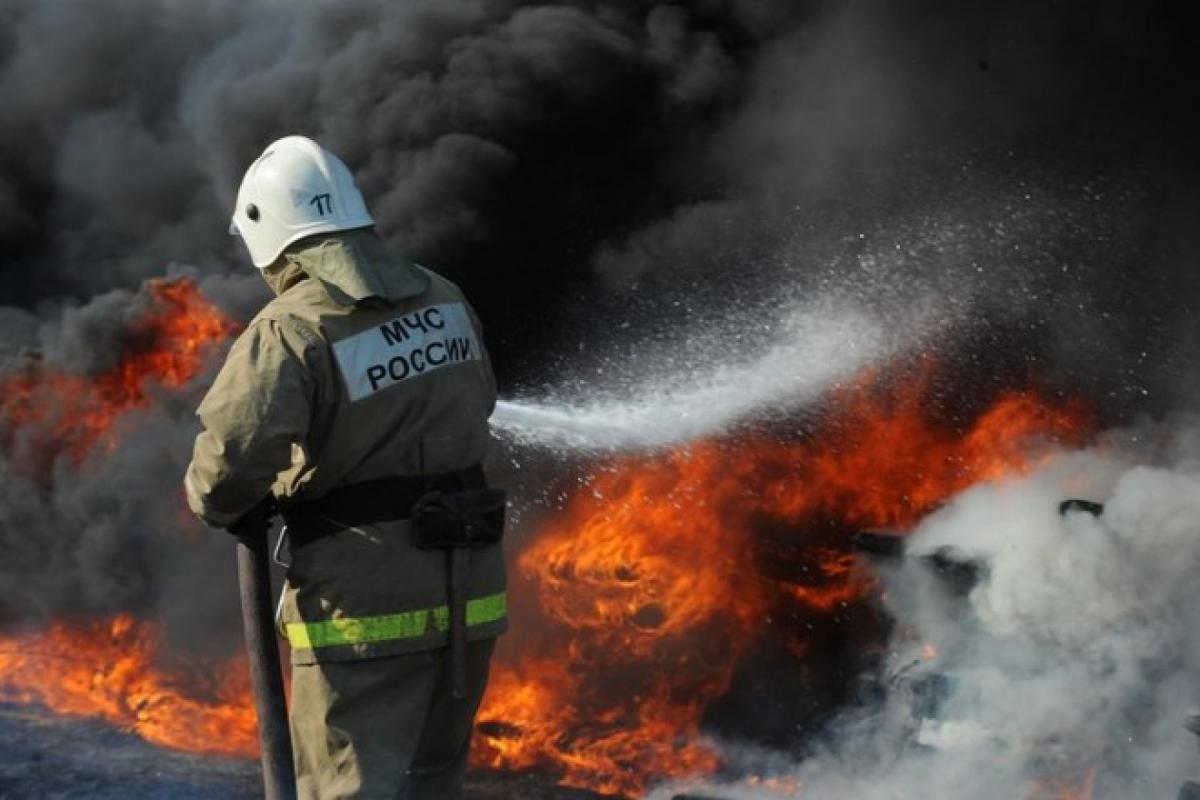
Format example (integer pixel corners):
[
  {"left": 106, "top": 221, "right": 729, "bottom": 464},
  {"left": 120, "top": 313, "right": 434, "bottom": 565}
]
[
  {"left": 0, "top": 703, "right": 605, "bottom": 800},
  {"left": 0, "top": 703, "right": 259, "bottom": 800}
]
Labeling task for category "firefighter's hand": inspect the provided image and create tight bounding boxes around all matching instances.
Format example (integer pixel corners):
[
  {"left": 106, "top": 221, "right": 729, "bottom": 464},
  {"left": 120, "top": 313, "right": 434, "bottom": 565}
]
[{"left": 225, "top": 496, "right": 276, "bottom": 540}]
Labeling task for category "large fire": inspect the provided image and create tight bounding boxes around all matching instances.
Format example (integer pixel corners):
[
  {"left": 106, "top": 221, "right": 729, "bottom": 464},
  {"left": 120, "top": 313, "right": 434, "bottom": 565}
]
[
  {"left": 0, "top": 281, "right": 1094, "bottom": 799},
  {"left": 472, "top": 369, "right": 1091, "bottom": 796},
  {"left": 0, "top": 277, "right": 255, "bottom": 758},
  {"left": 0, "top": 278, "right": 237, "bottom": 467},
  {"left": 0, "top": 615, "right": 256, "bottom": 758}
]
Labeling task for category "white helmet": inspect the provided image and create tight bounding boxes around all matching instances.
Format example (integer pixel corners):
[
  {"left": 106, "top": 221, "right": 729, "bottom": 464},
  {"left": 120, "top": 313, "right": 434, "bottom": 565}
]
[{"left": 229, "top": 135, "right": 374, "bottom": 268}]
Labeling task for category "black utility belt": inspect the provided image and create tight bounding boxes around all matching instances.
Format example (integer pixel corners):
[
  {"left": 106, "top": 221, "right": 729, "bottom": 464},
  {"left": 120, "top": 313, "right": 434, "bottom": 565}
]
[{"left": 280, "top": 465, "right": 506, "bottom": 550}]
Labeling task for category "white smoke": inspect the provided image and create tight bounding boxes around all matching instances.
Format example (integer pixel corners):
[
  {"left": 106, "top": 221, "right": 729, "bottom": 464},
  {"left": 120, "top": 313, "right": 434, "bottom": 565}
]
[{"left": 651, "top": 421, "right": 1200, "bottom": 799}]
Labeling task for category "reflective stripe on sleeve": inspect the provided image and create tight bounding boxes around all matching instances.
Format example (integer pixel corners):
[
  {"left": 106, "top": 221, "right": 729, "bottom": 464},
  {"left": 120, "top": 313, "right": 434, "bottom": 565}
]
[{"left": 284, "top": 591, "right": 507, "bottom": 650}]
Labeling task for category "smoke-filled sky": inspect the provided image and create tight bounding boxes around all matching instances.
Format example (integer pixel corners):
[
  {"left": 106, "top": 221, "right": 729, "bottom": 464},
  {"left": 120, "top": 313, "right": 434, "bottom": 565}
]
[{"left": 0, "top": 0, "right": 1196, "bottom": 408}]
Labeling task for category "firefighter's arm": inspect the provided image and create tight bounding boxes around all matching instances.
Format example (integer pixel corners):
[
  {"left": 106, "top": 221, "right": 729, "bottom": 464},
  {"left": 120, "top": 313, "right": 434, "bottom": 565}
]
[{"left": 184, "top": 318, "right": 314, "bottom": 529}]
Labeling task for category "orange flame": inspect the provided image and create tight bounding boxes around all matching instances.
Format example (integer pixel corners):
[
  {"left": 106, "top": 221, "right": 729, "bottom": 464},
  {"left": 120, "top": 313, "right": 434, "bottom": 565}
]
[
  {"left": 0, "top": 278, "right": 237, "bottom": 466},
  {"left": 474, "top": 369, "right": 1090, "bottom": 796},
  {"left": 1028, "top": 766, "right": 1097, "bottom": 800},
  {"left": 0, "top": 278, "right": 253, "bottom": 758},
  {"left": 0, "top": 615, "right": 257, "bottom": 758}
]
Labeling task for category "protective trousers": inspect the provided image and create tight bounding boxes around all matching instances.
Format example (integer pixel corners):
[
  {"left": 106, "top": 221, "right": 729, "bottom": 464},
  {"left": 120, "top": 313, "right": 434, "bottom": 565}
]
[{"left": 290, "top": 638, "right": 495, "bottom": 800}]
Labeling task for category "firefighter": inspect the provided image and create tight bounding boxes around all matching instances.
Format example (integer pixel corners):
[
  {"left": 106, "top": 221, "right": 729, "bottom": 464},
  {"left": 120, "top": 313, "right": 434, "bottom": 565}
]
[{"left": 184, "top": 135, "right": 506, "bottom": 800}]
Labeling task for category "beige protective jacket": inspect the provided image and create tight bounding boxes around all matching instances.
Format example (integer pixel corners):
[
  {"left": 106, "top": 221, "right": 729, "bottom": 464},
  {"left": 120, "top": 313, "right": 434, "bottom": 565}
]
[{"left": 185, "top": 230, "right": 506, "bottom": 664}]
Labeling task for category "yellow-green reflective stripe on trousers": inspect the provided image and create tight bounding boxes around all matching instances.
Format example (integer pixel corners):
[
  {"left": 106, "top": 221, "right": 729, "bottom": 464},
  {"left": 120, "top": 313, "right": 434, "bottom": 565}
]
[{"left": 284, "top": 592, "right": 506, "bottom": 650}]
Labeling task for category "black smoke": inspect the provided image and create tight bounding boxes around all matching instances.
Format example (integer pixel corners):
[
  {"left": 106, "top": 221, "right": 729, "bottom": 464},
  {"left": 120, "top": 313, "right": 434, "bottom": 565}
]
[{"left": 0, "top": 0, "right": 1196, "bottom": 647}]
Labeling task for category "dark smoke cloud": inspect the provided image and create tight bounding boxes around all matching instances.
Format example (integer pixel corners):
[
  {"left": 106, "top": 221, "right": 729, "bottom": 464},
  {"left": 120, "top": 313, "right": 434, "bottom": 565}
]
[
  {"left": 0, "top": 0, "right": 741, "bottom": 337},
  {"left": 0, "top": 0, "right": 1196, "bottom": 649},
  {"left": 0, "top": 280, "right": 237, "bottom": 653}
]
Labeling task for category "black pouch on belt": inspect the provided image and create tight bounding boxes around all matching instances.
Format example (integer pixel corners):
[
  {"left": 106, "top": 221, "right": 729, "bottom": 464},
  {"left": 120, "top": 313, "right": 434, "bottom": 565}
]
[
  {"left": 410, "top": 486, "right": 506, "bottom": 701},
  {"left": 411, "top": 487, "right": 507, "bottom": 549}
]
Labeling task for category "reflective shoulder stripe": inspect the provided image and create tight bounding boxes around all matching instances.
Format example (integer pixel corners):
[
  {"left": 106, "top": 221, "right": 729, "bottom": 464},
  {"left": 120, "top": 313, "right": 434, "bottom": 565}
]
[{"left": 285, "top": 591, "right": 506, "bottom": 650}]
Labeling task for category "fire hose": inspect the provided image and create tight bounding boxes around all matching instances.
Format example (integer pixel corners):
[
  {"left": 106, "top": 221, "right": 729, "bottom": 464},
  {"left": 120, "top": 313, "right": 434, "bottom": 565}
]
[{"left": 231, "top": 501, "right": 297, "bottom": 800}]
